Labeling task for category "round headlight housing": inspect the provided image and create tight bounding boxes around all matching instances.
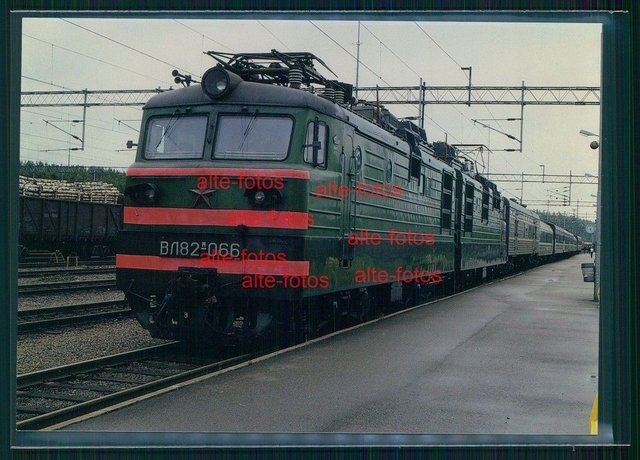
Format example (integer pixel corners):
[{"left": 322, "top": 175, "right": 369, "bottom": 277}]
[
  {"left": 144, "top": 188, "right": 156, "bottom": 200},
  {"left": 253, "top": 191, "right": 266, "bottom": 205},
  {"left": 201, "top": 66, "right": 242, "bottom": 99},
  {"left": 124, "top": 182, "right": 160, "bottom": 205}
]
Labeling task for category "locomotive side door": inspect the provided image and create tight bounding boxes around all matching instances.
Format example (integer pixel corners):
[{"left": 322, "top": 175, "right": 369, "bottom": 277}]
[{"left": 340, "top": 133, "right": 358, "bottom": 264}]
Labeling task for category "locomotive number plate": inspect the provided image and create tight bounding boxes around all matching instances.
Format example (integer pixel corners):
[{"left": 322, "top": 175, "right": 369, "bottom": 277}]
[{"left": 160, "top": 240, "right": 241, "bottom": 258}]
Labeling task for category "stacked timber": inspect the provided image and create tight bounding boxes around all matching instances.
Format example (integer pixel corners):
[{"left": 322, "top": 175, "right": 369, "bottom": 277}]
[
  {"left": 19, "top": 176, "right": 120, "bottom": 203},
  {"left": 75, "top": 181, "right": 120, "bottom": 203}
]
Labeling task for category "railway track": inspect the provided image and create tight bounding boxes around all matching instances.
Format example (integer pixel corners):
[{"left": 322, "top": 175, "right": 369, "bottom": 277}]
[
  {"left": 18, "top": 266, "right": 115, "bottom": 278},
  {"left": 19, "top": 259, "right": 115, "bottom": 270},
  {"left": 16, "top": 343, "right": 255, "bottom": 430},
  {"left": 18, "top": 300, "right": 130, "bottom": 332},
  {"left": 18, "top": 278, "right": 117, "bottom": 295}
]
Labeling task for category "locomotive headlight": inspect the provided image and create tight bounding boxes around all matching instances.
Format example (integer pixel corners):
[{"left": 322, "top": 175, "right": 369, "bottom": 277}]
[
  {"left": 201, "top": 66, "right": 242, "bottom": 99},
  {"left": 216, "top": 79, "right": 228, "bottom": 92},
  {"left": 253, "top": 191, "right": 266, "bottom": 205},
  {"left": 144, "top": 188, "right": 156, "bottom": 200},
  {"left": 124, "top": 182, "right": 160, "bottom": 204},
  {"left": 245, "top": 189, "right": 283, "bottom": 208}
]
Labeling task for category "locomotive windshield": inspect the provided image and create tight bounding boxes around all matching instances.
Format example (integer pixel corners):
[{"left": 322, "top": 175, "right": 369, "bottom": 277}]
[
  {"left": 144, "top": 115, "right": 208, "bottom": 159},
  {"left": 213, "top": 114, "right": 293, "bottom": 160}
]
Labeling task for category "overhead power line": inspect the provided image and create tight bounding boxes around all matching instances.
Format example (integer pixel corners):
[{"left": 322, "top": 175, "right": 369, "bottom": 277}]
[
  {"left": 308, "top": 21, "right": 460, "bottom": 142},
  {"left": 23, "top": 34, "right": 168, "bottom": 85},
  {"left": 414, "top": 22, "right": 464, "bottom": 69},
  {"left": 61, "top": 19, "right": 196, "bottom": 76},
  {"left": 412, "top": 22, "right": 514, "bottom": 151},
  {"left": 360, "top": 23, "right": 485, "bottom": 144},
  {"left": 308, "top": 21, "right": 392, "bottom": 87},
  {"left": 22, "top": 75, "right": 76, "bottom": 91},
  {"left": 360, "top": 23, "right": 421, "bottom": 79},
  {"left": 173, "top": 19, "right": 234, "bottom": 53},
  {"left": 257, "top": 21, "right": 292, "bottom": 52}
]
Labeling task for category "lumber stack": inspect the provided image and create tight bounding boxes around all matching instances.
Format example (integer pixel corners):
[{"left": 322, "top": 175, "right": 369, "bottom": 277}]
[{"left": 19, "top": 176, "right": 120, "bottom": 203}]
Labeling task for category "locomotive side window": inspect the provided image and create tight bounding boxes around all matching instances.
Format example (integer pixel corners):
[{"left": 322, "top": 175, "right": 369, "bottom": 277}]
[
  {"left": 409, "top": 155, "right": 421, "bottom": 180},
  {"left": 214, "top": 114, "right": 293, "bottom": 160},
  {"left": 385, "top": 159, "right": 394, "bottom": 182},
  {"left": 303, "top": 121, "right": 327, "bottom": 167},
  {"left": 464, "top": 183, "right": 474, "bottom": 233},
  {"left": 481, "top": 190, "right": 490, "bottom": 222},
  {"left": 441, "top": 171, "right": 453, "bottom": 230},
  {"left": 144, "top": 115, "right": 208, "bottom": 159}
]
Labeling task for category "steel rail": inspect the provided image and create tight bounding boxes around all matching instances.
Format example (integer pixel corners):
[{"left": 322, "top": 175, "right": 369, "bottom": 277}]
[
  {"left": 18, "top": 259, "right": 115, "bottom": 269},
  {"left": 16, "top": 343, "right": 256, "bottom": 430},
  {"left": 18, "top": 267, "right": 115, "bottom": 278},
  {"left": 18, "top": 278, "right": 116, "bottom": 295},
  {"left": 18, "top": 300, "right": 130, "bottom": 332}
]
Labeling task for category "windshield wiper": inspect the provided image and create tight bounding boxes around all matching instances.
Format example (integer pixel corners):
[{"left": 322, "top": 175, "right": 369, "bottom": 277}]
[
  {"left": 237, "top": 112, "right": 258, "bottom": 151},
  {"left": 155, "top": 110, "right": 181, "bottom": 150}
]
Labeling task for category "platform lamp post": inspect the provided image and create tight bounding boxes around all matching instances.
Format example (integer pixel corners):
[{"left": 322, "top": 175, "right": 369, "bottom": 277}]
[{"left": 580, "top": 129, "right": 600, "bottom": 301}]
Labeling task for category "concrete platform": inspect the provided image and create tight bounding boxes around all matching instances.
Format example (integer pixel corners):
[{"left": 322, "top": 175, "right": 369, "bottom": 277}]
[{"left": 64, "top": 254, "right": 598, "bottom": 434}]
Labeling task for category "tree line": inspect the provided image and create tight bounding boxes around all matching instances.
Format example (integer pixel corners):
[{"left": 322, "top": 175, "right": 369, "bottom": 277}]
[{"left": 531, "top": 209, "right": 595, "bottom": 242}]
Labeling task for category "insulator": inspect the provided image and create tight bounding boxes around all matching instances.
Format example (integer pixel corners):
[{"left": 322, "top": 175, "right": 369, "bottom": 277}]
[
  {"left": 289, "top": 67, "right": 303, "bottom": 89},
  {"left": 333, "top": 89, "right": 344, "bottom": 104},
  {"left": 320, "top": 87, "right": 335, "bottom": 101}
]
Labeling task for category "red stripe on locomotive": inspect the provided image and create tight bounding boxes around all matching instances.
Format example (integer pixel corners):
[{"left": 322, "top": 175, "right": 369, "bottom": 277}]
[
  {"left": 123, "top": 208, "right": 310, "bottom": 229},
  {"left": 116, "top": 254, "right": 310, "bottom": 276}
]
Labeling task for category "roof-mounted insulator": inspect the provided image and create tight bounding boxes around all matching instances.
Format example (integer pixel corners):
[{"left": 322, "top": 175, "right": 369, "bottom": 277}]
[
  {"left": 320, "top": 87, "right": 335, "bottom": 102},
  {"left": 333, "top": 88, "right": 344, "bottom": 104},
  {"left": 289, "top": 67, "right": 302, "bottom": 89}
]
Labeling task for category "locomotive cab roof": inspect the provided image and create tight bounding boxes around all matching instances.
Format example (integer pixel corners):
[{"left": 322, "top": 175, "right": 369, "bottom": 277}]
[
  {"left": 143, "top": 52, "right": 487, "bottom": 182},
  {"left": 143, "top": 79, "right": 346, "bottom": 122}
]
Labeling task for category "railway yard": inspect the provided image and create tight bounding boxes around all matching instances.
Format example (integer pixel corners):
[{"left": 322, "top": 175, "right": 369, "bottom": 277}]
[
  {"left": 17, "top": 261, "right": 166, "bottom": 375},
  {"left": 15, "top": 253, "right": 598, "bottom": 434}
]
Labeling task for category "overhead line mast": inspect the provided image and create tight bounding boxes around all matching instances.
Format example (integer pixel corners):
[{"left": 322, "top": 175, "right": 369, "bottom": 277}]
[{"left": 355, "top": 21, "right": 361, "bottom": 99}]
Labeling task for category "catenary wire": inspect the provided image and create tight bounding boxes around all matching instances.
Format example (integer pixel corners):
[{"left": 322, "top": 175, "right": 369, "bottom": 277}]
[
  {"left": 23, "top": 34, "right": 169, "bottom": 85},
  {"left": 61, "top": 19, "right": 197, "bottom": 76}
]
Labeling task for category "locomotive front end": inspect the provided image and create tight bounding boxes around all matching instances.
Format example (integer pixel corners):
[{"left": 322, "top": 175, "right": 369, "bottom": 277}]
[{"left": 116, "top": 66, "right": 313, "bottom": 347}]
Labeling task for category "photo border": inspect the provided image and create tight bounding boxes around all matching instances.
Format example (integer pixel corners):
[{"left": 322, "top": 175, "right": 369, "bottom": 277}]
[{"left": 1, "top": 2, "right": 637, "bottom": 458}]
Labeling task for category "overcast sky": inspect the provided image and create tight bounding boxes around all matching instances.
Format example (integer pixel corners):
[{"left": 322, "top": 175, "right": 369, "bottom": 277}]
[{"left": 19, "top": 17, "right": 601, "bottom": 219}]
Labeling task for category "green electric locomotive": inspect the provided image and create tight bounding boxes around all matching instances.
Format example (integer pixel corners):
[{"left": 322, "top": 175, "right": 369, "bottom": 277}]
[{"left": 116, "top": 51, "right": 507, "bottom": 347}]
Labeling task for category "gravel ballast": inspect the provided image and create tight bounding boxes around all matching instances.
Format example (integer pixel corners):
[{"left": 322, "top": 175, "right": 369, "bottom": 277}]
[
  {"left": 17, "top": 317, "right": 169, "bottom": 375},
  {"left": 18, "top": 273, "right": 115, "bottom": 287},
  {"left": 18, "top": 289, "right": 124, "bottom": 312}
]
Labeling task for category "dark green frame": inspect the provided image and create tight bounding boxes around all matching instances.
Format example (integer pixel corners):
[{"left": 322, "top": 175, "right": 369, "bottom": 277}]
[{"left": 1, "top": 4, "right": 636, "bottom": 459}]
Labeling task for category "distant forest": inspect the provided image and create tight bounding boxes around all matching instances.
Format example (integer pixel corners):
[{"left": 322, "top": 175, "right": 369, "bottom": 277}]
[
  {"left": 531, "top": 209, "right": 596, "bottom": 242},
  {"left": 20, "top": 161, "right": 126, "bottom": 192}
]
